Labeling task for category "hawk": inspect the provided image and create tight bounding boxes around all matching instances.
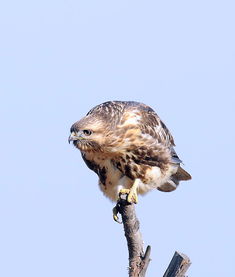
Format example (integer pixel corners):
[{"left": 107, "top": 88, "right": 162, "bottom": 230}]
[{"left": 69, "top": 101, "right": 191, "bottom": 217}]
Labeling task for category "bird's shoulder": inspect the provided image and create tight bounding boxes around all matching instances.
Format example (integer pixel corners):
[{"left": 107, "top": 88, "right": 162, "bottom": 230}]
[{"left": 120, "top": 102, "right": 175, "bottom": 147}]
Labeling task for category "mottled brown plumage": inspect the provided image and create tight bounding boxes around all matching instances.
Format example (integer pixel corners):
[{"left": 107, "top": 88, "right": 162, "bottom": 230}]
[{"left": 69, "top": 101, "right": 191, "bottom": 201}]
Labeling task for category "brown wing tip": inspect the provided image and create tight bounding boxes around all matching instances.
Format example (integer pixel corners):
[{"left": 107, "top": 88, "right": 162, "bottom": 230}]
[{"left": 176, "top": 167, "right": 192, "bottom": 181}]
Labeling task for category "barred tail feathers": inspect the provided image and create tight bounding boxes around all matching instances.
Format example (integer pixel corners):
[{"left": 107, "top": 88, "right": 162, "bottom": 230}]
[
  {"left": 157, "top": 166, "right": 191, "bottom": 192},
  {"left": 174, "top": 166, "right": 192, "bottom": 181}
]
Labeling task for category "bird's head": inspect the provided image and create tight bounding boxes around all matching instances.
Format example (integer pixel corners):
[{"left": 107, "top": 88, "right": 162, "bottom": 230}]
[
  {"left": 68, "top": 113, "right": 111, "bottom": 153},
  {"left": 68, "top": 101, "right": 141, "bottom": 154}
]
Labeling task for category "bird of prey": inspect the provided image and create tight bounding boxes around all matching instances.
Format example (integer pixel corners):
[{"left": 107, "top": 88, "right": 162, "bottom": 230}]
[{"left": 68, "top": 101, "right": 191, "bottom": 220}]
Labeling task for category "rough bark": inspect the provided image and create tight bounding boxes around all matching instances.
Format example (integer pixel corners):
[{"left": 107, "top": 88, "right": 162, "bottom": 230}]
[
  {"left": 115, "top": 196, "right": 191, "bottom": 277},
  {"left": 163, "top": 251, "right": 191, "bottom": 277},
  {"left": 115, "top": 196, "right": 151, "bottom": 277}
]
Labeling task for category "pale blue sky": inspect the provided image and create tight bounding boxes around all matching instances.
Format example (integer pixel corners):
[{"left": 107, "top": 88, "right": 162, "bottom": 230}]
[{"left": 0, "top": 1, "right": 234, "bottom": 276}]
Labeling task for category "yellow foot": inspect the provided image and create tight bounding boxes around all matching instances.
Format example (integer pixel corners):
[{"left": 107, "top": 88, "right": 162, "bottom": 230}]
[
  {"left": 119, "top": 188, "right": 138, "bottom": 204},
  {"left": 112, "top": 189, "right": 138, "bottom": 223},
  {"left": 119, "top": 179, "right": 140, "bottom": 204},
  {"left": 112, "top": 179, "right": 140, "bottom": 223}
]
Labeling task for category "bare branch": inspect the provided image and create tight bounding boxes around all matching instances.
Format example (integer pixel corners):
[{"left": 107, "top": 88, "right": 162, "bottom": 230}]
[
  {"left": 115, "top": 197, "right": 151, "bottom": 277},
  {"left": 115, "top": 196, "right": 191, "bottom": 277},
  {"left": 163, "top": 251, "right": 191, "bottom": 277}
]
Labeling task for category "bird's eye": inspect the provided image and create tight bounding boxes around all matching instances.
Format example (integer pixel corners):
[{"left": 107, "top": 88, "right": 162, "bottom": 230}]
[{"left": 83, "top": 129, "right": 92, "bottom": 136}]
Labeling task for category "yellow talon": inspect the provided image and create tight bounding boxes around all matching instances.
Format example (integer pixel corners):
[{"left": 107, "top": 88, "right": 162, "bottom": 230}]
[
  {"left": 112, "top": 205, "right": 122, "bottom": 224},
  {"left": 119, "top": 179, "right": 140, "bottom": 204},
  {"left": 112, "top": 179, "right": 140, "bottom": 223},
  {"left": 119, "top": 188, "right": 131, "bottom": 197},
  {"left": 128, "top": 189, "right": 138, "bottom": 204}
]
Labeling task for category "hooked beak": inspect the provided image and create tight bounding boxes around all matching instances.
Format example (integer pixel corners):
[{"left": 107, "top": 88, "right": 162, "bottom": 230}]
[{"left": 68, "top": 132, "right": 84, "bottom": 144}]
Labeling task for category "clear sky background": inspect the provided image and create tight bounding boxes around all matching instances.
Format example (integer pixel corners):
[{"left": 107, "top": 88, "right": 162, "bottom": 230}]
[{"left": 0, "top": 1, "right": 234, "bottom": 276}]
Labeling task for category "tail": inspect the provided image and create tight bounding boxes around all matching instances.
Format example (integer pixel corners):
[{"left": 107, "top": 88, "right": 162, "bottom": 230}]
[
  {"left": 157, "top": 166, "right": 191, "bottom": 192},
  {"left": 174, "top": 166, "right": 192, "bottom": 181}
]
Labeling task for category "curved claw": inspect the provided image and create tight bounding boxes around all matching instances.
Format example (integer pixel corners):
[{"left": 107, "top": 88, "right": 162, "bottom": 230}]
[
  {"left": 112, "top": 205, "right": 122, "bottom": 224},
  {"left": 112, "top": 179, "right": 140, "bottom": 223}
]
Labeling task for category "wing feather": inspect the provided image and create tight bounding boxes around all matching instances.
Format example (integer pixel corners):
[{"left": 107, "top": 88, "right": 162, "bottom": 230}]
[
  {"left": 124, "top": 103, "right": 175, "bottom": 146},
  {"left": 121, "top": 103, "right": 181, "bottom": 168}
]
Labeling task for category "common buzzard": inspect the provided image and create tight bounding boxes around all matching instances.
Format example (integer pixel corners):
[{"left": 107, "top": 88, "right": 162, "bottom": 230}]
[{"left": 69, "top": 101, "right": 191, "bottom": 210}]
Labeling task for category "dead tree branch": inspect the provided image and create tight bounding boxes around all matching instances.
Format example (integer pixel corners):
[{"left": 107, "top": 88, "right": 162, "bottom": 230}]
[
  {"left": 115, "top": 196, "right": 151, "bottom": 277},
  {"left": 115, "top": 196, "right": 191, "bottom": 277},
  {"left": 163, "top": 251, "right": 191, "bottom": 277}
]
